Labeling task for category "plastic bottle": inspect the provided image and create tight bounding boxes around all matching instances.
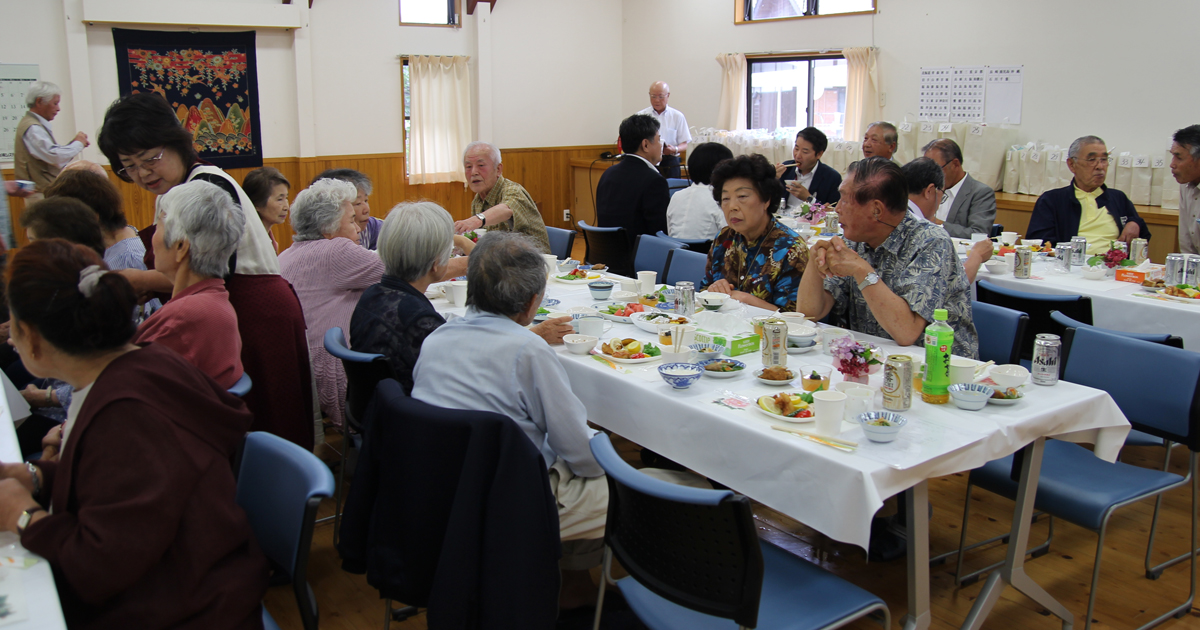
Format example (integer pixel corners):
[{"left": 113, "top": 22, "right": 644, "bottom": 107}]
[{"left": 921, "top": 309, "right": 954, "bottom": 405}]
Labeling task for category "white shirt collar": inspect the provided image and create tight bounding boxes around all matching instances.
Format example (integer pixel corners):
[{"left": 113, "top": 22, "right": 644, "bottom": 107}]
[
  {"left": 935, "top": 174, "right": 968, "bottom": 220},
  {"left": 30, "top": 111, "right": 51, "bottom": 128},
  {"left": 907, "top": 199, "right": 927, "bottom": 222},
  {"left": 627, "top": 152, "right": 661, "bottom": 174}
]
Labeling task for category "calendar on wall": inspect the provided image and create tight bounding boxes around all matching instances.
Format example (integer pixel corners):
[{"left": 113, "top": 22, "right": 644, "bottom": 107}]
[{"left": 0, "top": 64, "right": 40, "bottom": 162}]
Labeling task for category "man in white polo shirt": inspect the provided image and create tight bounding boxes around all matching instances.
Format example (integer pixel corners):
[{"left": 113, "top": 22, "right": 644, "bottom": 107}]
[
  {"left": 638, "top": 81, "right": 691, "bottom": 178},
  {"left": 1170, "top": 125, "right": 1200, "bottom": 254}
]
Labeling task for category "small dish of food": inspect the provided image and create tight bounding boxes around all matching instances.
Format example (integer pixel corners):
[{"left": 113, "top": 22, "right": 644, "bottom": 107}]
[
  {"left": 658, "top": 363, "right": 704, "bottom": 389},
  {"left": 858, "top": 411, "right": 907, "bottom": 443},
  {"left": 984, "top": 260, "right": 1008, "bottom": 275},
  {"left": 755, "top": 366, "right": 796, "bottom": 386},
  {"left": 799, "top": 365, "right": 831, "bottom": 392},
  {"left": 696, "top": 291, "right": 730, "bottom": 310},
  {"left": 756, "top": 392, "right": 814, "bottom": 422},
  {"left": 689, "top": 343, "right": 726, "bottom": 362},
  {"left": 562, "top": 334, "right": 598, "bottom": 356},
  {"left": 699, "top": 358, "right": 746, "bottom": 378},
  {"left": 948, "top": 382, "right": 995, "bottom": 411},
  {"left": 986, "top": 385, "right": 1024, "bottom": 405}
]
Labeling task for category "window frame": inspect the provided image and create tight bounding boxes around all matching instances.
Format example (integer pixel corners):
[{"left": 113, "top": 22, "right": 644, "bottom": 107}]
[
  {"left": 745, "top": 53, "right": 846, "bottom": 133},
  {"left": 399, "top": 0, "right": 462, "bottom": 28},
  {"left": 734, "top": 0, "right": 876, "bottom": 24},
  {"left": 402, "top": 58, "right": 411, "bottom": 172}
]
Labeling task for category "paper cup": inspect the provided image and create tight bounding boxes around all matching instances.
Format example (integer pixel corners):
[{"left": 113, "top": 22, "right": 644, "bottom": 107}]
[
  {"left": 619, "top": 278, "right": 639, "bottom": 293},
  {"left": 576, "top": 316, "right": 612, "bottom": 338},
  {"left": 637, "top": 271, "right": 657, "bottom": 295},
  {"left": 949, "top": 356, "right": 977, "bottom": 384},
  {"left": 812, "top": 390, "right": 847, "bottom": 437},
  {"left": 449, "top": 280, "right": 468, "bottom": 307},
  {"left": 843, "top": 387, "right": 873, "bottom": 422}
]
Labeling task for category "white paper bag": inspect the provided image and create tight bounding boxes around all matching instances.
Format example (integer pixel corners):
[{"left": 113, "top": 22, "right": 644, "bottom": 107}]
[
  {"left": 1151, "top": 153, "right": 1168, "bottom": 206},
  {"left": 895, "top": 121, "right": 918, "bottom": 164},
  {"left": 916, "top": 122, "right": 939, "bottom": 159},
  {"left": 1114, "top": 152, "right": 1133, "bottom": 193},
  {"left": 1104, "top": 154, "right": 1118, "bottom": 189},
  {"left": 1162, "top": 179, "right": 1181, "bottom": 210},
  {"left": 1045, "top": 147, "right": 1065, "bottom": 189},
  {"left": 1002, "top": 149, "right": 1020, "bottom": 193},
  {"left": 1025, "top": 145, "right": 1049, "bottom": 195},
  {"left": 964, "top": 124, "right": 1018, "bottom": 191},
  {"left": 939, "top": 122, "right": 969, "bottom": 150},
  {"left": 1129, "top": 154, "right": 1152, "bottom": 205}
]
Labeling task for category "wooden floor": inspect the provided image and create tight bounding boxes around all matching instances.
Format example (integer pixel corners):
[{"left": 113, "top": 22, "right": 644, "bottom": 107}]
[{"left": 264, "top": 428, "right": 1200, "bottom": 630}]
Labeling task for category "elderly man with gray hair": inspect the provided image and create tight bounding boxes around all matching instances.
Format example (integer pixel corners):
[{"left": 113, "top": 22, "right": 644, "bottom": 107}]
[
  {"left": 922, "top": 138, "right": 997, "bottom": 238},
  {"left": 1027, "top": 134, "right": 1149, "bottom": 253},
  {"left": 133, "top": 180, "right": 246, "bottom": 389},
  {"left": 453, "top": 141, "right": 551, "bottom": 254},
  {"left": 13, "top": 81, "right": 89, "bottom": 196}
]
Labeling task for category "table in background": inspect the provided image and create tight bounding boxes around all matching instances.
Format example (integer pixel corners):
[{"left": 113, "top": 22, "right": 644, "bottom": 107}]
[
  {"left": 980, "top": 259, "right": 1199, "bottom": 349},
  {"left": 431, "top": 278, "right": 1130, "bottom": 629}
]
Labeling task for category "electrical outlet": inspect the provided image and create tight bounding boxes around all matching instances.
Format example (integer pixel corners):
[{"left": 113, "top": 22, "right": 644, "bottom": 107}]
[{"left": 563, "top": 209, "right": 571, "bottom": 222}]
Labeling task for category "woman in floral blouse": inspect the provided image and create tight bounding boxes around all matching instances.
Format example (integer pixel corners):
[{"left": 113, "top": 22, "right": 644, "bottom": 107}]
[{"left": 704, "top": 154, "right": 809, "bottom": 311}]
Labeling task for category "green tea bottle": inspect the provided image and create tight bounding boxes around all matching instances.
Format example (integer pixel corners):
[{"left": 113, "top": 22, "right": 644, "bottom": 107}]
[{"left": 921, "top": 308, "right": 954, "bottom": 404}]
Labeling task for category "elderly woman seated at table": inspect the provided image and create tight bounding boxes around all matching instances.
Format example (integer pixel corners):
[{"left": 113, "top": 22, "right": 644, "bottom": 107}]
[
  {"left": 0, "top": 238, "right": 267, "bottom": 629},
  {"left": 133, "top": 180, "right": 245, "bottom": 389},
  {"left": 703, "top": 153, "right": 810, "bottom": 311},
  {"left": 280, "top": 179, "right": 385, "bottom": 428},
  {"left": 241, "top": 166, "right": 291, "bottom": 254},
  {"left": 351, "top": 201, "right": 574, "bottom": 394}
]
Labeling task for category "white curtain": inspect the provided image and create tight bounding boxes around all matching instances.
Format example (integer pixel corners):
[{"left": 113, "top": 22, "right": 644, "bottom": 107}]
[
  {"left": 408, "top": 55, "right": 472, "bottom": 185},
  {"left": 843, "top": 47, "right": 880, "bottom": 142},
  {"left": 715, "top": 53, "right": 747, "bottom": 131}
]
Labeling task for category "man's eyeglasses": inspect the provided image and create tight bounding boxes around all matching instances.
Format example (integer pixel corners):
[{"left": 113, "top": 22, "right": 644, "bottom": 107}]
[
  {"left": 937, "top": 189, "right": 949, "bottom": 204},
  {"left": 116, "top": 148, "right": 166, "bottom": 179},
  {"left": 1074, "top": 155, "right": 1110, "bottom": 167}
]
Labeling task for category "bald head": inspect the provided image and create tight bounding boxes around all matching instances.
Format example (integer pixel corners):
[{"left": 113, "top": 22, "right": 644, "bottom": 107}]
[{"left": 649, "top": 81, "right": 670, "bottom": 114}]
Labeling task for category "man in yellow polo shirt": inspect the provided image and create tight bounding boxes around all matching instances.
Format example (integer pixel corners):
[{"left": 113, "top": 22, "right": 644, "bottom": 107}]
[{"left": 1026, "top": 135, "right": 1148, "bottom": 254}]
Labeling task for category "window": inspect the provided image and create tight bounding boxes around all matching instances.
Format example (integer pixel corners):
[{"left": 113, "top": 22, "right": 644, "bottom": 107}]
[
  {"left": 747, "top": 56, "right": 848, "bottom": 139},
  {"left": 400, "top": 0, "right": 460, "bottom": 26},
  {"left": 737, "top": 0, "right": 875, "bottom": 23},
  {"left": 402, "top": 59, "right": 411, "bottom": 158}
]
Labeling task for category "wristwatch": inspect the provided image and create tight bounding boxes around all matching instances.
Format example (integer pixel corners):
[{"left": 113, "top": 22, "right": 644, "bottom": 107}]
[
  {"left": 17, "top": 506, "right": 44, "bottom": 534},
  {"left": 857, "top": 271, "right": 880, "bottom": 292},
  {"left": 475, "top": 213, "right": 486, "bottom": 226}
]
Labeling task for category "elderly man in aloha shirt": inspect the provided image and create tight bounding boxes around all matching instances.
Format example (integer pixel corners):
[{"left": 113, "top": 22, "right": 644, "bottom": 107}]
[
  {"left": 453, "top": 141, "right": 551, "bottom": 254},
  {"left": 797, "top": 157, "right": 978, "bottom": 359}
]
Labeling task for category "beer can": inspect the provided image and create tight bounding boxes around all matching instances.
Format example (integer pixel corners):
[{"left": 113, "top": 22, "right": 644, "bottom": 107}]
[
  {"left": 1070, "top": 237, "right": 1088, "bottom": 266},
  {"left": 1053, "top": 244, "right": 1073, "bottom": 273},
  {"left": 761, "top": 322, "right": 788, "bottom": 368},
  {"left": 674, "top": 281, "right": 695, "bottom": 317},
  {"left": 1013, "top": 247, "right": 1032, "bottom": 279},
  {"left": 1165, "top": 253, "right": 1187, "bottom": 285},
  {"left": 823, "top": 210, "right": 839, "bottom": 235},
  {"left": 883, "top": 355, "right": 913, "bottom": 411},
  {"left": 1185, "top": 255, "right": 1200, "bottom": 287},
  {"left": 1032, "top": 334, "right": 1061, "bottom": 386},
  {"left": 1130, "top": 238, "right": 1149, "bottom": 265}
]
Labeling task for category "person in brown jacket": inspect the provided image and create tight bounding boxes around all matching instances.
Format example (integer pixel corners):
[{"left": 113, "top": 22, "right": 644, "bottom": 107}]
[
  {"left": 12, "top": 81, "right": 88, "bottom": 197},
  {"left": 0, "top": 238, "right": 268, "bottom": 629}
]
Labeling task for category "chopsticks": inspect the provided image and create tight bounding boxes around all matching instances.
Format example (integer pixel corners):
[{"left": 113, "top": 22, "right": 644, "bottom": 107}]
[{"left": 771, "top": 425, "right": 859, "bottom": 450}]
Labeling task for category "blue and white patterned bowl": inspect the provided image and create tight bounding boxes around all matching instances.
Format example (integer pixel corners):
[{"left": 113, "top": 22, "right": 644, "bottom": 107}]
[
  {"left": 689, "top": 343, "right": 726, "bottom": 362},
  {"left": 658, "top": 363, "right": 704, "bottom": 389},
  {"left": 858, "top": 411, "right": 908, "bottom": 443},
  {"left": 948, "top": 383, "right": 995, "bottom": 411}
]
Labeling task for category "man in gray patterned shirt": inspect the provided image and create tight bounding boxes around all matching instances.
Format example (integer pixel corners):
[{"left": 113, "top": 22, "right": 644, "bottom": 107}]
[{"left": 796, "top": 157, "right": 978, "bottom": 359}]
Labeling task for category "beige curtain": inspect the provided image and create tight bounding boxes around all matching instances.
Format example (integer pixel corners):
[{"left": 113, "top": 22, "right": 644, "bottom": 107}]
[
  {"left": 408, "top": 55, "right": 472, "bottom": 185},
  {"left": 843, "top": 47, "right": 880, "bottom": 142},
  {"left": 715, "top": 53, "right": 747, "bottom": 131}
]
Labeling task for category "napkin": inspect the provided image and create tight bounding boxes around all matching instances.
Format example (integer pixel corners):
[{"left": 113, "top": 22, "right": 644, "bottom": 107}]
[{"left": 692, "top": 311, "right": 753, "bottom": 335}]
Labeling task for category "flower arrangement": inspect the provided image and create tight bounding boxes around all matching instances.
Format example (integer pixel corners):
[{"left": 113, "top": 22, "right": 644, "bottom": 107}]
[
  {"left": 794, "top": 200, "right": 831, "bottom": 225},
  {"left": 829, "top": 337, "right": 884, "bottom": 381},
  {"left": 1087, "top": 241, "right": 1136, "bottom": 269}
]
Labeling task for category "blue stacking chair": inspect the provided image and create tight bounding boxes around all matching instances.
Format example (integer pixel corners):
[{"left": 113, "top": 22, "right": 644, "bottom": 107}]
[
  {"left": 656, "top": 230, "right": 713, "bottom": 254},
  {"left": 545, "top": 226, "right": 576, "bottom": 260},
  {"left": 227, "top": 372, "right": 252, "bottom": 397},
  {"left": 578, "top": 220, "right": 633, "bottom": 277},
  {"left": 975, "top": 279, "right": 1092, "bottom": 365},
  {"left": 666, "top": 177, "right": 689, "bottom": 198},
  {"left": 953, "top": 326, "right": 1200, "bottom": 630},
  {"left": 321, "top": 328, "right": 396, "bottom": 547},
  {"left": 633, "top": 233, "right": 684, "bottom": 278},
  {"left": 236, "top": 432, "right": 336, "bottom": 630},
  {"left": 972, "top": 301, "right": 1028, "bottom": 365},
  {"left": 664, "top": 248, "right": 708, "bottom": 288},
  {"left": 589, "top": 433, "right": 890, "bottom": 630}
]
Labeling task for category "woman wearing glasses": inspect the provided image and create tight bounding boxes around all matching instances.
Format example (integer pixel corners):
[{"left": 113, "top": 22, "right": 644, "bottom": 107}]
[{"left": 98, "top": 93, "right": 318, "bottom": 453}]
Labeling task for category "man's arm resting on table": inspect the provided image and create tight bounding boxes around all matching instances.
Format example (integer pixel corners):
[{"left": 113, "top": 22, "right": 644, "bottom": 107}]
[{"left": 454, "top": 204, "right": 515, "bottom": 234}]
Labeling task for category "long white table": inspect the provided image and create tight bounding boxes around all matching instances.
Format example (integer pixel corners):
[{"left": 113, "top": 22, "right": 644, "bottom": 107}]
[
  {"left": 980, "top": 258, "right": 1200, "bottom": 349},
  {"left": 430, "top": 279, "right": 1131, "bottom": 630},
  {"left": 0, "top": 381, "right": 66, "bottom": 629}
]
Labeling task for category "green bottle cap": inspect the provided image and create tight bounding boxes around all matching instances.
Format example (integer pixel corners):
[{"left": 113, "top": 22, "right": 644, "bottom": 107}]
[{"left": 934, "top": 308, "right": 948, "bottom": 321}]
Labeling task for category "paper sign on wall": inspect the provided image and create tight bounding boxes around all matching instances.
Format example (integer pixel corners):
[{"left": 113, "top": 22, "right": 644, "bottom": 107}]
[
  {"left": 921, "top": 65, "right": 1022, "bottom": 124},
  {"left": 918, "top": 66, "right": 951, "bottom": 121},
  {"left": 0, "top": 64, "right": 39, "bottom": 162},
  {"left": 984, "top": 66, "right": 1023, "bottom": 124},
  {"left": 950, "top": 66, "right": 985, "bottom": 123}
]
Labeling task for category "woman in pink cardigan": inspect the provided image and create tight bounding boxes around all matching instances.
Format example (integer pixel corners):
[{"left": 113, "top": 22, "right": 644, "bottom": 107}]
[{"left": 279, "top": 179, "right": 384, "bottom": 428}]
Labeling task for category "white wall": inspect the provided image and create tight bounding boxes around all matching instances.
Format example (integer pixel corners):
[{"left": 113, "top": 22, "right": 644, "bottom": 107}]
[{"left": 622, "top": 0, "right": 1197, "bottom": 157}]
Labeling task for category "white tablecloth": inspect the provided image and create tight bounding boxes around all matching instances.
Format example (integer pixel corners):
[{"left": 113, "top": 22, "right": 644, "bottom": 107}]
[
  {"left": 980, "top": 259, "right": 1200, "bottom": 350},
  {"left": 431, "top": 279, "right": 1130, "bottom": 550}
]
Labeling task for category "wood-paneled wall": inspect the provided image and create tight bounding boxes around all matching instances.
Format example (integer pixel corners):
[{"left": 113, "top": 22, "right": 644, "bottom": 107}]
[{"left": 2, "top": 144, "right": 614, "bottom": 252}]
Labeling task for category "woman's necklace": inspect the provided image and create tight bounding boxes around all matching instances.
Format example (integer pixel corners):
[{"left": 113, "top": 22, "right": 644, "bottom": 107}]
[{"left": 737, "top": 220, "right": 775, "bottom": 292}]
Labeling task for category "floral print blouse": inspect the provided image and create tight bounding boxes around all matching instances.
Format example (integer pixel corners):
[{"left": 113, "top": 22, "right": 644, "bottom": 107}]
[{"left": 703, "top": 218, "right": 809, "bottom": 312}]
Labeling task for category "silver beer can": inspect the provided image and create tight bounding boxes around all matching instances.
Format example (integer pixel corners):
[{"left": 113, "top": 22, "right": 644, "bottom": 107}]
[
  {"left": 1070, "top": 237, "right": 1088, "bottom": 266},
  {"left": 762, "top": 322, "right": 788, "bottom": 368},
  {"left": 1013, "top": 247, "right": 1032, "bottom": 279},
  {"left": 882, "top": 355, "right": 913, "bottom": 411},
  {"left": 1130, "top": 238, "right": 1149, "bottom": 265},
  {"left": 823, "top": 210, "right": 840, "bottom": 234},
  {"left": 1053, "top": 244, "right": 1073, "bottom": 273},
  {"left": 1032, "top": 334, "right": 1061, "bottom": 386},
  {"left": 1184, "top": 255, "right": 1200, "bottom": 286},
  {"left": 674, "top": 281, "right": 696, "bottom": 317},
  {"left": 1165, "top": 253, "right": 1187, "bottom": 285}
]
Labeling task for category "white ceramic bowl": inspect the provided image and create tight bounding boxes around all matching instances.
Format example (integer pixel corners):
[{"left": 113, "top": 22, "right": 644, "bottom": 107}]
[
  {"left": 563, "top": 334, "right": 597, "bottom": 355},
  {"left": 697, "top": 291, "right": 730, "bottom": 310},
  {"left": 948, "top": 383, "right": 995, "bottom": 411},
  {"left": 858, "top": 412, "right": 907, "bottom": 443},
  {"left": 1082, "top": 266, "right": 1107, "bottom": 280},
  {"left": 984, "top": 260, "right": 1008, "bottom": 275},
  {"left": 611, "top": 290, "right": 639, "bottom": 301},
  {"left": 989, "top": 364, "right": 1029, "bottom": 388},
  {"left": 690, "top": 343, "right": 725, "bottom": 362},
  {"left": 786, "top": 323, "right": 819, "bottom": 341},
  {"left": 658, "top": 363, "right": 704, "bottom": 389},
  {"left": 1021, "top": 239, "right": 1043, "bottom": 248}
]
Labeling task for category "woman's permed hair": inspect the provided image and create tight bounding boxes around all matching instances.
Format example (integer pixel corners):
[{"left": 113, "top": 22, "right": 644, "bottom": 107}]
[
  {"left": 377, "top": 201, "right": 454, "bottom": 282},
  {"left": 709, "top": 153, "right": 786, "bottom": 215},
  {"left": 42, "top": 169, "right": 127, "bottom": 232},
  {"left": 290, "top": 179, "right": 358, "bottom": 241},
  {"left": 158, "top": 180, "right": 246, "bottom": 278},
  {"left": 98, "top": 92, "right": 198, "bottom": 183}
]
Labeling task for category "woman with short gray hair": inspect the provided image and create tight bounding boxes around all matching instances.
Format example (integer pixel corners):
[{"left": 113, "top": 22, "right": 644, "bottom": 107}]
[
  {"left": 280, "top": 179, "right": 386, "bottom": 428},
  {"left": 133, "top": 180, "right": 247, "bottom": 389}
]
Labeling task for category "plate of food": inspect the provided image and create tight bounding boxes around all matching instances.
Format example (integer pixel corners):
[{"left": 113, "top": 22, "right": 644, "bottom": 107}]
[
  {"left": 1140, "top": 279, "right": 1166, "bottom": 293},
  {"left": 1158, "top": 285, "right": 1200, "bottom": 302},
  {"left": 755, "top": 366, "right": 797, "bottom": 385},
  {"left": 698, "top": 358, "right": 746, "bottom": 378},
  {"left": 787, "top": 339, "right": 817, "bottom": 354},
  {"left": 755, "top": 392, "right": 815, "bottom": 423},
  {"left": 594, "top": 302, "right": 653, "bottom": 323},
  {"left": 597, "top": 338, "right": 662, "bottom": 363},
  {"left": 540, "top": 298, "right": 560, "bottom": 309},
  {"left": 630, "top": 311, "right": 694, "bottom": 333},
  {"left": 554, "top": 268, "right": 606, "bottom": 284},
  {"left": 986, "top": 385, "right": 1024, "bottom": 405}
]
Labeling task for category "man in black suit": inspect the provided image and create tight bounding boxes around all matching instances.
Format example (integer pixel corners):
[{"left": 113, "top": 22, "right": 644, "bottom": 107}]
[
  {"left": 596, "top": 114, "right": 669, "bottom": 248},
  {"left": 776, "top": 126, "right": 842, "bottom": 207}
]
